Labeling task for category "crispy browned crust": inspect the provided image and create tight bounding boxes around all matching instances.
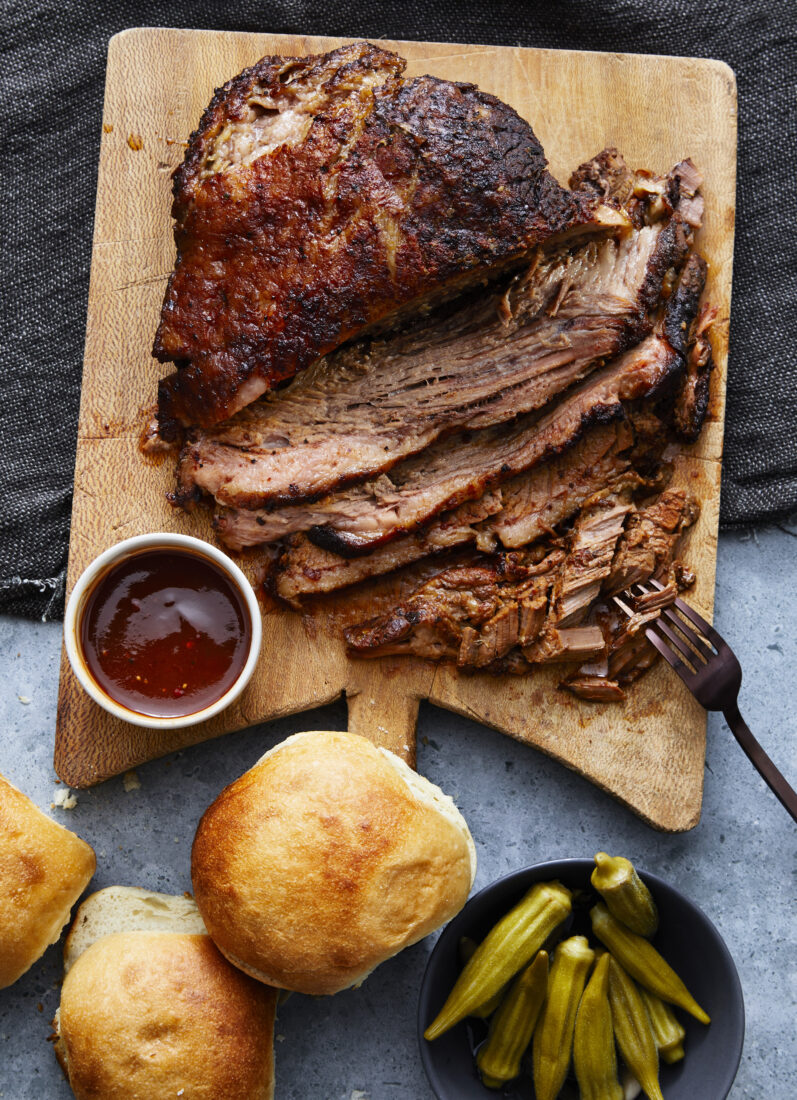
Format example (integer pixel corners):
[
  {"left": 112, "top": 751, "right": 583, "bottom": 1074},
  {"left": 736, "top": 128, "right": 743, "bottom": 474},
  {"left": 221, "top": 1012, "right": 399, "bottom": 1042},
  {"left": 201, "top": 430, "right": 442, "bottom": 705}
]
[
  {"left": 666, "top": 252, "right": 715, "bottom": 442},
  {"left": 154, "top": 42, "right": 599, "bottom": 434},
  {"left": 569, "top": 147, "right": 636, "bottom": 207}
]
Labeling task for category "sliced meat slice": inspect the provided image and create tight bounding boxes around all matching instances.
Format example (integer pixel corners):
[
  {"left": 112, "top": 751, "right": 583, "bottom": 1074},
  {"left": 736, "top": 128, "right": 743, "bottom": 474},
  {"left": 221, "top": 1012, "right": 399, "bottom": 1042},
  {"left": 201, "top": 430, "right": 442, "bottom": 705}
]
[
  {"left": 271, "top": 490, "right": 504, "bottom": 605},
  {"left": 343, "top": 549, "right": 563, "bottom": 664},
  {"left": 342, "top": 544, "right": 607, "bottom": 672},
  {"left": 550, "top": 494, "right": 634, "bottom": 627},
  {"left": 270, "top": 420, "right": 638, "bottom": 602},
  {"left": 155, "top": 42, "right": 616, "bottom": 434},
  {"left": 175, "top": 217, "right": 680, "bottom": 508},
  {"left": 490, "top": 419, "right": 636, "bottom": 549},
  {"left": 215, "top": 329, "right": 686, "bottom": 553}
]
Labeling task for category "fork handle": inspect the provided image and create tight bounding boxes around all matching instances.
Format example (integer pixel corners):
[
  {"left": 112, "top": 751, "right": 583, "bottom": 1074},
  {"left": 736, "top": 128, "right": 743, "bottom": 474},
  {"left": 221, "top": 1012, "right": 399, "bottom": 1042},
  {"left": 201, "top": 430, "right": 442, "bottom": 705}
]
[{"left": 723, "top": 703, "right": 797, "bottom": 823}]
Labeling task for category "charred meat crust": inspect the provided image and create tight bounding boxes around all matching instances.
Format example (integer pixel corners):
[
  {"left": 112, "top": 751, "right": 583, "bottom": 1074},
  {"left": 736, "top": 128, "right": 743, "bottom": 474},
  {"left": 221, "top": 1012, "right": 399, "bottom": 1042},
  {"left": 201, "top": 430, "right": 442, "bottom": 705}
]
[
  {"left": 155, "top": 42, "right": 600, "bottom": 435},
  {"left": 673, "top": 308, "right": 715, "bottom": 441},
  {"left": 665, "top": 252, "right": 708, "bottom": 355},
  {"left": 169, "top": 44, "right": 406, "bottom": 220},
  {"left": 666, "top": 254, "right": 716, "bottom": 441}
]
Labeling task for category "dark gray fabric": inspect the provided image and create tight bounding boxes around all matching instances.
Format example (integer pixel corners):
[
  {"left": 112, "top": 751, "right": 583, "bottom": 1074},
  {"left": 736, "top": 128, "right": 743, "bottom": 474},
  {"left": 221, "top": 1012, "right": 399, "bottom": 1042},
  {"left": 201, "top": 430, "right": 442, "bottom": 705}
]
[{"left": 2, "top": 1, "right": 795, "bottom": 619}]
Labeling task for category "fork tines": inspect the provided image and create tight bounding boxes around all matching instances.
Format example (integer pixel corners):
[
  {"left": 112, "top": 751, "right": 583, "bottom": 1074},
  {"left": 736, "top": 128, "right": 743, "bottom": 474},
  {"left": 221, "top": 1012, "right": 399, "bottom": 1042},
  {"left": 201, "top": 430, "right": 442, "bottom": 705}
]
[{"left": 611, "top": 579, "right": 718, "bottom": 679}]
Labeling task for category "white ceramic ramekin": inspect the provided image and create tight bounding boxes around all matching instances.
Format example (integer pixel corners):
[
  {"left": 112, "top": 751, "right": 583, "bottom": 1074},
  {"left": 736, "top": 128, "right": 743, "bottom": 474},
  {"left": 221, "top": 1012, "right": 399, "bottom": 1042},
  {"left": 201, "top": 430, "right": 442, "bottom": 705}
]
[{"left": 63, "top": 533, "right": 262, "bottom": 729}]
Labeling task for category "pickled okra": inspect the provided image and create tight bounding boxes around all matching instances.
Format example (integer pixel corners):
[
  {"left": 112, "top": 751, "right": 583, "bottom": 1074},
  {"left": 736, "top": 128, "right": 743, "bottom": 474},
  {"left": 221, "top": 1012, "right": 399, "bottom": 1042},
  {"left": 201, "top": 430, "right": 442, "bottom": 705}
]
[
  {"left": 476, "top": 950, "right": 548, "bottom": 1088},
  {"left": 607, "top": 956, "right": 664, "bottom": 1100},
  {"left": 592, "top": 853, "right": 659, "bottom": 938},
  {"left": 639, "top": 987, "right": 687, "bottom": 1064},
  {"left": 591, "top": 904, "right": 710, "bottom": 1025},
  {"left": 458, "top": 937, "right": 505, "bottom": 1018},
  {"left": 533, "top": 935, "right": 595, "bottom": 1100},
  {"left": 424, "top": 880, "right": 572, "bottom": 1040},
  {"left": 573, "top": 953, "right": 623, "bottom": 1100}
]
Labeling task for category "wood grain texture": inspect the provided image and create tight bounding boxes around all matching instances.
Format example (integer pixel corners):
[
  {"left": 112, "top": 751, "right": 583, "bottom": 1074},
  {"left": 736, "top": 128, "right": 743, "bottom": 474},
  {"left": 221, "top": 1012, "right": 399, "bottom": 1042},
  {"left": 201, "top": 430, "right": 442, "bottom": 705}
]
[{"left": 54, "top": 28, "right": 737, "bottom": 831}]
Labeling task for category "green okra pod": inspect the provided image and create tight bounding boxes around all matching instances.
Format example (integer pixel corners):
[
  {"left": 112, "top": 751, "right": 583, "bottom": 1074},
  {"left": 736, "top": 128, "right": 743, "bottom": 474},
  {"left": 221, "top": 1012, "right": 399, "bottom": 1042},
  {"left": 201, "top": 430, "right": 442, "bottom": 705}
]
[
  {"left": 533, "top": 935, "right": 595, "bottom": 1100},
  {"left": 573, "top": 953, "right": 624, "bottom": 1100},
  {"left": 591, "top": 852, "right": 659, "bottom": 938},
  {"left": 458, "top": 937, "right": 506, "bottom": 1018},
  {"left": 590, "top": 903, "right": 710, "bottom": 1025},
  {"left": 607, "top": 956, "right": 664, "bottom": 1100},
  {"left": 639, "top": 986, "right": 686, "bottom": 1064},
  {"left": 424, "top": 880, "right": 572, "bottom": 1040},
  {"left": 476, "top": 950, "right": 548, "bottom": 1088}
]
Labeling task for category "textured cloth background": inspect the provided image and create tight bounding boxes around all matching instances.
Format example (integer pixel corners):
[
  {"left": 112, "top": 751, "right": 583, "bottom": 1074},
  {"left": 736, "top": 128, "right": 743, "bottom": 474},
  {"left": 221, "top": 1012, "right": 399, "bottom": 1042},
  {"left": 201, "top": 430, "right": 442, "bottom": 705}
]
[{"left": 2, "top": 1, "right": 795, "bottom": 619}]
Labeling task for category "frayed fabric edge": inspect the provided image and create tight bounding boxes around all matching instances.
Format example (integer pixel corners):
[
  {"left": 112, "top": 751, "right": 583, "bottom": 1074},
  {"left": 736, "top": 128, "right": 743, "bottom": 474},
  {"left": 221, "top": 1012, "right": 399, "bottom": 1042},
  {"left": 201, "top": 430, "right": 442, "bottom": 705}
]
[{"left": 0, "top": 571, "right": 66, "bottom": 621}]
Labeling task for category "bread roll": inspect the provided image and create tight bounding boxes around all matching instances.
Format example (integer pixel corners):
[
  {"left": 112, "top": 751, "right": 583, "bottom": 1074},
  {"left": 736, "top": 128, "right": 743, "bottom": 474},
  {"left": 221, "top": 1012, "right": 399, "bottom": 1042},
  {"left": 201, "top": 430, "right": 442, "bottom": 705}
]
[
  {"left": 0, "top": 772, "right": 95, "bottom": 988},
  {"left": 63, "top": 884, "right": 207, "bottom": 972},
  {"left": 191, "top": 730, "right": 476, "bottom": 995},
  {"left": 54, "top": 888, "right": 277, "bottom": 1100}
]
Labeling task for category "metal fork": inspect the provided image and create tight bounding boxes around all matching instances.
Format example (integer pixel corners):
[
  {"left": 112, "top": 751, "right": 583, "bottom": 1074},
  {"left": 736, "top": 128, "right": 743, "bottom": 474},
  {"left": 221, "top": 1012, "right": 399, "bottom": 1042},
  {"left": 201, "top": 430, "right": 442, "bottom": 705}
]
[{"left": 613, "top": 579, "right": 797, "bottom": 823}]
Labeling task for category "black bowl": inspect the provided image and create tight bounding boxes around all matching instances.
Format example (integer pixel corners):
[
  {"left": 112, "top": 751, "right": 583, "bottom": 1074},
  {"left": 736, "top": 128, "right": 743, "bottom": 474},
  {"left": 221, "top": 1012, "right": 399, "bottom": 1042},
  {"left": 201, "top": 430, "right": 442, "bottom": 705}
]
[{"left": 418, "top": 858, "right": 744, "bottom": 1100}]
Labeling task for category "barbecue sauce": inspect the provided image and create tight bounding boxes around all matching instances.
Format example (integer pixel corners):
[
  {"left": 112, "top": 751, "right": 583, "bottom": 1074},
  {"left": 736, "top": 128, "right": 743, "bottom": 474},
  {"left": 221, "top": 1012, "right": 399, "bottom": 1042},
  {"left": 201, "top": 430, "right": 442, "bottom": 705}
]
[{"left": 80, "top": 549, "right": 251, "bottom": 718}]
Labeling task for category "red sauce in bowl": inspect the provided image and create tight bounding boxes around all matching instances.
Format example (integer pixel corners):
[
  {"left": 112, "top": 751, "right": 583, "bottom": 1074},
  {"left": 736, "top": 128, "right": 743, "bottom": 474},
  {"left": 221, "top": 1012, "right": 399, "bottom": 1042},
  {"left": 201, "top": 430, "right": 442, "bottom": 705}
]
[{"left": 79, "top": 548, "right": 251, "bottom": 719}]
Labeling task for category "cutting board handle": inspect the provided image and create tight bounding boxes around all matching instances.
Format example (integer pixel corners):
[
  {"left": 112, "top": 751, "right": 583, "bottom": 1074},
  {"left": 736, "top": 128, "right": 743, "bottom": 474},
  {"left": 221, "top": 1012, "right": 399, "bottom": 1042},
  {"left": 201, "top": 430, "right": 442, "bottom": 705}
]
[{"left": 346, "top": 666, "right": 421, "bottom": 768}]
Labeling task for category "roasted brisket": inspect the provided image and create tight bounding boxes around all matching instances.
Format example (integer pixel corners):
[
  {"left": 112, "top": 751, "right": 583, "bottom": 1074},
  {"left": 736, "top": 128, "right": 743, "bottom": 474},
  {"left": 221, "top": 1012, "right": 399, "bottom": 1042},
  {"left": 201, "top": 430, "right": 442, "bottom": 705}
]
[
  {"left": 343, "top": 549, "right": 565, "bottom": 667},
  {"left": 150, "top": 55, "right": 714, "bottom": 703},
  {"left": 215, "top": 329, "right": 686, "bottom": 553},
  {"left": 155, "top": 42, "right": 615, "bottom": 434},
  {"left": 344, "top": 488, "right": 697, "bottom": 676},
  {"left": 270, "top": 421, "right": 638, "bottom": 602},
  {"left": 175, "top": 218, "right": 681, "bottom": 509}
]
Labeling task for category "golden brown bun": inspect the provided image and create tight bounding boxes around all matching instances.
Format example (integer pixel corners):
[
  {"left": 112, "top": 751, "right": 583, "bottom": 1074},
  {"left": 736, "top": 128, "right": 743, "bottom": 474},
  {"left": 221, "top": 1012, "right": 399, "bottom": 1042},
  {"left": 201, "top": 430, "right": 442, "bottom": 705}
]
[
  {"left": 54, "top": 932, "right": 276, "bottom": 1099},
  {"left": 0, "top": 773, "right": 95, "bottom": 989},
  {"left": 191, "top": 730, "right": 476, "bottom": 995}
]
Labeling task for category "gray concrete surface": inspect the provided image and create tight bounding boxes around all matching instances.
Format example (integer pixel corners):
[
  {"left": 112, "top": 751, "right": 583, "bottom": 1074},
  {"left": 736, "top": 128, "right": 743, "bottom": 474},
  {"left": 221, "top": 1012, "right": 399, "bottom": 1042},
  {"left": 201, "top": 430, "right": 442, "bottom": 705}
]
[{"left": 0, "top": 526, "right": 795, "bottom": 1099}]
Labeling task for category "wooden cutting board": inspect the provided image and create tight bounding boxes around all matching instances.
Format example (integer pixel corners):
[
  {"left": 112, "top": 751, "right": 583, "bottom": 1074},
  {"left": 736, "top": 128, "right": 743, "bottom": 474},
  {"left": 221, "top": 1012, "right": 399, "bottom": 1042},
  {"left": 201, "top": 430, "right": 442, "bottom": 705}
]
[{"left": 55, "top": 28, "right": 736, "bottom": 831}]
